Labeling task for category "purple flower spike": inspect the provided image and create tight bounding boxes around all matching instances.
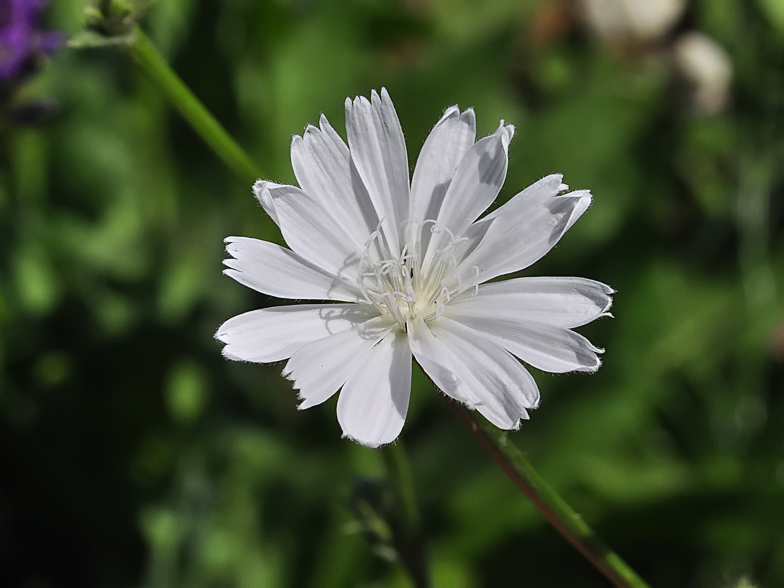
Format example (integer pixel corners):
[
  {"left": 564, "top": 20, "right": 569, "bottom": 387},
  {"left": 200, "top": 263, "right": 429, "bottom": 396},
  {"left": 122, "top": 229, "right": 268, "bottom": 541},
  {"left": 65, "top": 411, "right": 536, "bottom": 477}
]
[{"left": 0, "top": 0, "right": 64, "bottom": 84}]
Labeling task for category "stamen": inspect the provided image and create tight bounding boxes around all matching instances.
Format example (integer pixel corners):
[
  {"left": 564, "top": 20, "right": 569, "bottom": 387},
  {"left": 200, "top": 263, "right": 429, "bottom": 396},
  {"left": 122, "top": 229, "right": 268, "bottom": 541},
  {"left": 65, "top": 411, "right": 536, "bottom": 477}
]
[{"left": 356, "top": 219, "right": 470, "bottom": 329}]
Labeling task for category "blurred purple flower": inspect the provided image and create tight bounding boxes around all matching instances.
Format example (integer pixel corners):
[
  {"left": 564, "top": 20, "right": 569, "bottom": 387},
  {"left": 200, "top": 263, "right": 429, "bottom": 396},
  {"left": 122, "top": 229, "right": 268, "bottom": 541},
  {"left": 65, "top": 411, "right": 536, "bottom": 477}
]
[{"left": 0, "top": 0, "right": 63, "bottom": 85}]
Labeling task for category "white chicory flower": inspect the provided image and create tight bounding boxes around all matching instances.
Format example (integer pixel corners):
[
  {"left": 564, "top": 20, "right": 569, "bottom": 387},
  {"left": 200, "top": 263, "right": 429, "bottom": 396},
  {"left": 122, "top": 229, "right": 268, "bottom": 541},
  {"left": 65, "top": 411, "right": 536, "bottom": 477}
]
[{"left": 217, "top": 89, "right": 612, "bottom": 448}]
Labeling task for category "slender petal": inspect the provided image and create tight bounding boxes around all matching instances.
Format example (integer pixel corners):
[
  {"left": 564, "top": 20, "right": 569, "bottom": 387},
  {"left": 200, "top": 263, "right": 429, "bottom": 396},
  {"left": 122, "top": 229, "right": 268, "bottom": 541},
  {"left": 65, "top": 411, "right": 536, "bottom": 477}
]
[
  {"left": 447, "top": 175, "right": 592, "bottom": 290},
  {"left": 448, "top": 277, "right": 614, "bottom": 329},
  {"left": 252, "top": 179, "right": 281, "bottom": 225},
  {"left": 407, "top": 315, "right": 469, "bottom": 399},
  {"left": 433, "top": 122, "right": 514, "bottom": 239},
  {"left": 284, "top": 316, "right": 396, "bottom": 409},
  {"left": 443, "top": 313, "right": 603, "bottom": 373},
  {"left": 291, "top": 115, "right": 379, "bottom": 247},
  {"left": 345, "top": 88, "right": 409, "bottom": 252},
  {"left": 408, "top": 106, "right": 476, "bottom": 234},
  {"left": 223, "top": 237, "right": 362, "bottom": 301},
  {"left": 422, "top": 123, "right": 513, "bottom": 275},
  {"left": 337, "top": 329, "right": 412, "bottom": 448},
  {"left": 409, "top": 316, "right": 537, "bottom": 429},
  {"left": 216, "top": 304, "right": 377, "bottom": 363},
  {"left": 253, "top": 181, "right": 363, "bottom": 278}
]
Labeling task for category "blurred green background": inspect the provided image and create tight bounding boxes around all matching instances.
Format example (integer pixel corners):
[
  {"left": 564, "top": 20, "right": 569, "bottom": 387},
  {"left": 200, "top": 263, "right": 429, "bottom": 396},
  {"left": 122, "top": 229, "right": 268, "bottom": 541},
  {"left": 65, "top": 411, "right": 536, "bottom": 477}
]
[{"left": 2, "top": 0, "right": 783, "bottom": 586}]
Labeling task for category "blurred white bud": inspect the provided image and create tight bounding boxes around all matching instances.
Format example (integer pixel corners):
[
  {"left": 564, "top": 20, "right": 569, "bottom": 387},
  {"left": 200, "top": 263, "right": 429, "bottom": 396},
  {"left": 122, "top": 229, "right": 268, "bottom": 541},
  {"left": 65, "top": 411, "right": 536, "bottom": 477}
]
[
  {"left": 579, "top": 0, "right": 686, "bottom": 44},
  {"left": 673, "top": 31, "right": 733, "bottom": 115}
]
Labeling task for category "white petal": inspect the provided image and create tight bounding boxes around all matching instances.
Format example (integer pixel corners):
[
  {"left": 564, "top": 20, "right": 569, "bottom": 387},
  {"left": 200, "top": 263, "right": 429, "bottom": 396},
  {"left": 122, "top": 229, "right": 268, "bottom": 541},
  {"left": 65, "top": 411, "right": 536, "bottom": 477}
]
[
  {"left": 283, "top": 316, "right": 396, "bottom": 410},
  {"left": 216, "top": 304, "right": 377, "bottom": 363},
  {"left": 291, "top": 115, "right": 379, "bottom": 247},
  {"left": 448, "top": 175, "right": 591, "bottom": 289},
  {"left": 223, "top": 237, "right": 362, "bottom": 301},
  {"left": 345, "top": 89, "right": 409, "bottom": 252},
  {"left": 443, "top": 312, "right": 603, "bottom": 373},
  {"left": 252, "top": 179, "right": 280, "bottom": 225},
  {"left": 408, "top": 106, "right": 476, "bottom": 236},
  {"left": 432, "top": 122, "right": 513, "bottom": 239},
  {"left": 408, "top": 316, "right": 536, "bottom": 429},
  {"left": 254, "top": 181, "right": 362, "bottom": 278},
  {"left": 336, "top": 329, "right": 412, "bottom": 448},
  {"left": 448, "top": 276, "right": 614, "bottom": 329},
  {"left": 407, "top": 316, "right": 466, "bottom": 397}
]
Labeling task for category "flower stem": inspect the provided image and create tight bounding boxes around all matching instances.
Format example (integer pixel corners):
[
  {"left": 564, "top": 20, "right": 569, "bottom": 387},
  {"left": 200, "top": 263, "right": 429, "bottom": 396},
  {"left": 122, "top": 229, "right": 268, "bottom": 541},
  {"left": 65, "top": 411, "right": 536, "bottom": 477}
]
[
  {"left": 381, "top": 442, "right": 420, "bottom": 532},
  {"left": 447, "top": 400, "right": 651, "bottom": 588},
  {"left": 380, "top": 442, "right": 430, "bottom": 588},
  {"left": 127, "top": 29, "right": 263, "bottom": 184}
]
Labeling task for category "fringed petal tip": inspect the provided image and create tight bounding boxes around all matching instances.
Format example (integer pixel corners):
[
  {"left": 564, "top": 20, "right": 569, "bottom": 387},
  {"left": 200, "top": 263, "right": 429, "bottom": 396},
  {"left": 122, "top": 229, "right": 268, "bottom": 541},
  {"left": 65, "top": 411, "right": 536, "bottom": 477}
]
[
  {"left": 296, "top": 385, "right": 327, "bottom": 411},
  {"left": 214, "top": 325, "right": 226, "bottom": 343},
  {"left": 251, "top": 178, "right": 266, "bottom": 194},
  {"left": 214, "top": 319, "right": 233, "bottom": 344},
  {"left": 280, "top": 364, "right": 294, "bottom": 380},
  {"left": 503, "top": 409, "right": 531, "bottom": 432},
  {"left": 220, "top": 346, "right": 247, "bottom": 363},
  {"left": 440, "top": 104, "right": 461, "bottom": 121},
  {"left": 576, "top": 355, "right": 603, "bottom": 373},
  {"left": 296, "top": 391, "right": 321, "bottom": 412},
  {"left": 563, "top": 188, "right": 592, "bottom": 200},
  {"left": 301, "top": 123, "right": 319, "bottom": 137},
  {"left": 445, "top": 394, "right": 533, "bottom": 430},
  {"left": 548, "top": 172, "right": 565, "bottom": 184},
  {"left": 595, "top": 291, "right": 613, "bottom": 317},
  {"left": 562, "top": 190, "right": 592, "bottom": 233},
  {"left": 492, "top": 406, "right": 530, "bottom": 431},
  {"left": 251, "top": 179, "right": 280, "bottom": 224},
  {"left": 340, "top": 431, "right": 396, "bottom": 449},
  {"left": 223, "top": 237, "right": 241, "bottom": 255},
  {"left": 495, "top": 120, "right": 516, "bottom": 145},
  {"left": 597, "top": 283, "right": 615, "bottom": 315}
]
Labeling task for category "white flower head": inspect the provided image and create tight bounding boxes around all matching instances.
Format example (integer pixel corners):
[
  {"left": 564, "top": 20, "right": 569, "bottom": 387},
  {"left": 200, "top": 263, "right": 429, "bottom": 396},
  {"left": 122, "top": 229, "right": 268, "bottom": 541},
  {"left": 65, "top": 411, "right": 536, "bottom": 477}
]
[{"left": 217, "top": 89, "right": 612, "bottom": 448}]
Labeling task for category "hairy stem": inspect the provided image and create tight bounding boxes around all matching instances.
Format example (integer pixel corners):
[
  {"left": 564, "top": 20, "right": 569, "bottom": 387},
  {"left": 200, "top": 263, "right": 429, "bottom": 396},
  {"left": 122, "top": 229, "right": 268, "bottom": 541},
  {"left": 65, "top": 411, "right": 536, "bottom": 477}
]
[{"left": 447, "top": 399, "right": 651, "bottom": 588}]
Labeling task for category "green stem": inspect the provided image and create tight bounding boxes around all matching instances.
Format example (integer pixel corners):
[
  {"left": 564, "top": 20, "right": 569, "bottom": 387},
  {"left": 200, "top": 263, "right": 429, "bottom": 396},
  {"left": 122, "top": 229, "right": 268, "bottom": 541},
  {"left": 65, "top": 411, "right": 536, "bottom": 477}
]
[
  {"left": 127, "top": 29, "right": 263, "bottom": 185},
  {"left": 447, "top": 400, "right": 651, "bottom": 588},
  {"left": 380, "top": 442, "right": 429, "bottom": 588},
  {"left": 381, "top": 442, "right": 420, "bottom": 532}
]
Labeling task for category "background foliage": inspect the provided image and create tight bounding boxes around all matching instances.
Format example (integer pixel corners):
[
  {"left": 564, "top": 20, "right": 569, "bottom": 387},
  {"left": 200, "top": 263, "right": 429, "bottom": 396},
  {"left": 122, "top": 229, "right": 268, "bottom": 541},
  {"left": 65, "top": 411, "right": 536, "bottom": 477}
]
[{"left": 2, "top": 0, "right": 783, "bottom": 587}]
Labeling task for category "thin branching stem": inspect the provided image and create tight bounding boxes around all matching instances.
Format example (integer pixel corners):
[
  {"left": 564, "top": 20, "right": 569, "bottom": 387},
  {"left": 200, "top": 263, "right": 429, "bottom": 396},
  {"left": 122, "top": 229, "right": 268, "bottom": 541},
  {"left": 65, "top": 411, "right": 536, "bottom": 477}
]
[
  {"left": 447, "top": 399, "right": 651, "bottom": 588},
  {"left": 127, "top": 29, "right": 263, "bottom": 185}
]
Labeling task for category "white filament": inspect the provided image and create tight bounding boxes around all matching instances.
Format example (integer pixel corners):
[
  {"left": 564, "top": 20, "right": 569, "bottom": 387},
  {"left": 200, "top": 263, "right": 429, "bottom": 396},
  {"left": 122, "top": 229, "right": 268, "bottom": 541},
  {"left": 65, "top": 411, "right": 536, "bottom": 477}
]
[{"left": 357, "top": 221, "right": 479, "bottom": 330}]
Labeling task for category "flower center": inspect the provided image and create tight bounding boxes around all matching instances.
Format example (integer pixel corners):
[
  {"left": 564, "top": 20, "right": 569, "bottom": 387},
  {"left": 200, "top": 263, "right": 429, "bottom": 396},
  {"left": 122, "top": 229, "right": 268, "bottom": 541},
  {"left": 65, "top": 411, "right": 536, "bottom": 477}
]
[{"left": 358, "top": 222, "right": 472, "bottom": 330}]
